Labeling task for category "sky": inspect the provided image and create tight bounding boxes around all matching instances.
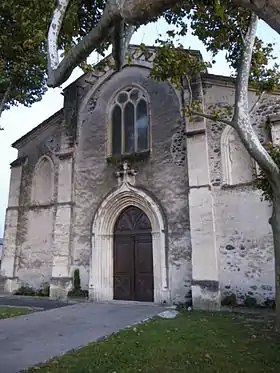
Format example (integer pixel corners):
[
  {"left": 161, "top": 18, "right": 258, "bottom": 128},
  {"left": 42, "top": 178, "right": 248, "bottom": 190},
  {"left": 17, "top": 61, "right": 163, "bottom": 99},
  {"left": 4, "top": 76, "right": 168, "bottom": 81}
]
[{"left": 1, "top": 16, "right": 280, "bottom": 237}]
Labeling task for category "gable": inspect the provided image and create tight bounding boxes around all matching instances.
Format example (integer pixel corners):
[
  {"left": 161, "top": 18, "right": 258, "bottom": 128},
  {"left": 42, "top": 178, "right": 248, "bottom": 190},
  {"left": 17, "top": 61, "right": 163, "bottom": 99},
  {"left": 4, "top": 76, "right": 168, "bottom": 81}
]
[{"left": 12, "top": 109, "right": 63, "bottom": 151}]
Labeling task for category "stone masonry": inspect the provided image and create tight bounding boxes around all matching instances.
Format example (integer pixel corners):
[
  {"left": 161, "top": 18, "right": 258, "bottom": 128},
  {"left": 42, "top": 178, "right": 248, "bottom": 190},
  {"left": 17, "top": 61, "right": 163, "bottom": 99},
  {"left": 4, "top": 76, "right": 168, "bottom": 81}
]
[{"left": 0, "top": 46, "right": 278, "bottom": 308}]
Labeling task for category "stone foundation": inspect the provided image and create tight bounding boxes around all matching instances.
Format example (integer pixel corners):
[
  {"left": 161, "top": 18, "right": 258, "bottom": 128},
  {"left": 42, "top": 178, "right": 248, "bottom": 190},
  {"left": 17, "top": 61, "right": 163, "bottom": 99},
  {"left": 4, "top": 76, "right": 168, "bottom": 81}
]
[
  {"left": 49, "top": 277, "right": 72, "bottom": 300},
  {"left": 191, "top": 280, "right": 221, "bottom": 310},
  {"left": 0, "top": 276, "right": 19, "bottom": 293}
]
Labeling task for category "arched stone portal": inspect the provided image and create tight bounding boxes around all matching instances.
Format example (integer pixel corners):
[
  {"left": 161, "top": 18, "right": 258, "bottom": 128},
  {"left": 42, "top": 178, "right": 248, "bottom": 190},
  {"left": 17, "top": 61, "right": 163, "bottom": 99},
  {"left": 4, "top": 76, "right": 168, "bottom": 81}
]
[{"left": 90, "top": 182, "right": 170, "bottom": 304}]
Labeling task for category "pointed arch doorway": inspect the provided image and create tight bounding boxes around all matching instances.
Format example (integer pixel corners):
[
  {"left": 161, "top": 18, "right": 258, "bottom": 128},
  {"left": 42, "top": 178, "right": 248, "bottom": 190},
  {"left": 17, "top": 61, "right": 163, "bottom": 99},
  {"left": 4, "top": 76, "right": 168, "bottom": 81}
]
[{"left": 113, "top": 206, "right": 154, "bottom": 302}]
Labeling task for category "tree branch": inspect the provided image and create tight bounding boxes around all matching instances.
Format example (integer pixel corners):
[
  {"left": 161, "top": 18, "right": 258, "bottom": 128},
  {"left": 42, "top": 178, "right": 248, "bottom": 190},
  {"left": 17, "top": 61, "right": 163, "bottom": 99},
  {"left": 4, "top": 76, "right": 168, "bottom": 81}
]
[
  {"left": 184, "top": 72, "right": 232, "bottom": 126},
  {"left": 46, "top": 0, "right": 280, "bottom": 89},
  {"left": 112, "top": 21, "right": 136, "bottom": 71},
  {"left": 47, "top": 0, "right": 70, "bottom": 73},
  {"left": 239, "top": 29, "right": 246, "bottom": 45},
  {"left": 46, "top": 0, "right": 182, "bottom": 88},
  {"left": 249, "top": 91, "right": 265, "bottom": 114},
  {"left": 233, "top": 0, "right": 280, "bottom": 37},
  {"left": 184, "top": 74, "right": 193, "bottom": 107},
  {"left": 0, "top": 85, "right": 11, "bottom": 127},
  {"left": 233, "top": 12, "right": 279, "bottom": 178},
  {"left": 190, "top": 110, "right": 233, "bottom": 126},
  {"left": 47, "top": 2, "right": 118, "bottom": 87},
  {"left": 117, "top": 0, "right": 179, "bottom": 23}
]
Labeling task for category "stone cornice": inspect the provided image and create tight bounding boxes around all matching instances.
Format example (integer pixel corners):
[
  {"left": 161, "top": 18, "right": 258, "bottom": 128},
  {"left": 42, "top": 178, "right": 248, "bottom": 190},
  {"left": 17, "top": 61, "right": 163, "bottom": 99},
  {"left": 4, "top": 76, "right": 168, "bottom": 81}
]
[
  {"left": 10, "top": 155, "right": 27, "bottom": 168},
  {"left": 220, "top": 181, "right": 255, "bottom": 189},
  {"left": 6, "top": 201, "right": 74, "bottom": 211},
  {"left": 268, "top": 114, "right": 280, "bottom": 123},
  {"left": 186, "top": 129, "right": 206, "bottom": 138},
  {"left": 58, "top": 147, "right": 74, "bottom": 160}
]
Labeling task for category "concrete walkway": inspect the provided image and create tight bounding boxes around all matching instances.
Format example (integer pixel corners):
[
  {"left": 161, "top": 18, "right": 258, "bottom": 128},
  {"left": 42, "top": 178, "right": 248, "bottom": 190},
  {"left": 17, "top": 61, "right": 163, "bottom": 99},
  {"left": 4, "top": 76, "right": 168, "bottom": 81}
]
[
  {"left": 0, "top": 302, "right": 164, "bottom": 373},
  {"left": 0, "top": 295, "right": 69, "bottom": 310}
]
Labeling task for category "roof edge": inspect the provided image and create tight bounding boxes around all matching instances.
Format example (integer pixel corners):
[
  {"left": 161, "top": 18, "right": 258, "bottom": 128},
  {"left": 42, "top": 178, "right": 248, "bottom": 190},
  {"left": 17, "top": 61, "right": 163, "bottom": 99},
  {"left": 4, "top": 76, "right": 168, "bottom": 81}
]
[
  {"left": 63, "top": 44, "right": 203, "bottom": 92},
  {"left": 202, "top": 73, "right": 280, "bottom": 94},
  {"left": 12, "top": 108, "right": 63, "bottom": 149}
]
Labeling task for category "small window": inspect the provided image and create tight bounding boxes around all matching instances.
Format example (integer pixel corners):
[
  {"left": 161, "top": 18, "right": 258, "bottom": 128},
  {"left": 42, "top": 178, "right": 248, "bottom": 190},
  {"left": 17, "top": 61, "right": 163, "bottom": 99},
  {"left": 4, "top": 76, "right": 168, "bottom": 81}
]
[{"left": 110, "top": 88, "right": 149, "bottom": 155}]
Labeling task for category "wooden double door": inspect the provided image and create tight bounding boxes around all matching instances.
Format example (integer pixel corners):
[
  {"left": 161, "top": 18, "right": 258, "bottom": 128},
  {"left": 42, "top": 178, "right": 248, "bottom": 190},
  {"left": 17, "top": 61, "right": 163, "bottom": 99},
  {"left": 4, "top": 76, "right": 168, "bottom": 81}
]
[{"left": 113, "top": 206, "right": 154, "bottom": 302}]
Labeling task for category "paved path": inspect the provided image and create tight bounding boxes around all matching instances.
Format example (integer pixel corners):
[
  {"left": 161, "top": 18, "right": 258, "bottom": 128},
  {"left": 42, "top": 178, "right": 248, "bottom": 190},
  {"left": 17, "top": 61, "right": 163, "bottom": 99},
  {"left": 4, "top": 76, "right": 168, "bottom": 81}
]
[
  {"left": 0, "top": 302, "right": 164, "bottom": 373},
  {"left": 0, "top": 295, "right": 69, "bottom": 310}
]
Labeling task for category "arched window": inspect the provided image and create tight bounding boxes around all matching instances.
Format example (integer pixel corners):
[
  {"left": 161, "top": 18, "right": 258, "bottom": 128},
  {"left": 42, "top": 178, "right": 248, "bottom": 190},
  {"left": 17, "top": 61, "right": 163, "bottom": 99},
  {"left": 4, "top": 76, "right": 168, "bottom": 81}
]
[
  {"left": 32, "top": 156, "right": 54, "bottom": 204},
  {"left": 221, "top": 126, "right": 255, "bottom": 185},
  {"left": 110, "top": 87, "right": 149, "bottom": 155}
]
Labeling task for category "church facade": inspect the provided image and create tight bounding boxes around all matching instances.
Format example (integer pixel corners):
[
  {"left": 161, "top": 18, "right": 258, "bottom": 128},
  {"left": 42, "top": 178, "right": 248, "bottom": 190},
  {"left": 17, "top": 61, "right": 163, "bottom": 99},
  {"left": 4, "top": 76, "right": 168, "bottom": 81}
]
[{"left": 1, "top": 46, "right": 279, "bottom": 308}]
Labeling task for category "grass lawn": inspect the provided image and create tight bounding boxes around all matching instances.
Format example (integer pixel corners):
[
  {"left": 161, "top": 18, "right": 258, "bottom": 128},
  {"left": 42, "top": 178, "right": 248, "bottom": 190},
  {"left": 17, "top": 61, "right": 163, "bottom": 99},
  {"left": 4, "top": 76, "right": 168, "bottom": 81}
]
[
  {"left": 0, "top": 306, "right": 36, "bottom": 319},
  {"left": 26, "top": 311, "right": 280, "bottom": 373}
]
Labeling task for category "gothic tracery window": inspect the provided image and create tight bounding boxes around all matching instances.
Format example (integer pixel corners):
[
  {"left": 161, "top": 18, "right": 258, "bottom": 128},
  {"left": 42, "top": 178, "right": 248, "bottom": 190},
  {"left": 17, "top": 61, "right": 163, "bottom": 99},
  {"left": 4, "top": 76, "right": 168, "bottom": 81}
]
[{"left": 110, "top": 87, "right": 149, "bottom": 155}]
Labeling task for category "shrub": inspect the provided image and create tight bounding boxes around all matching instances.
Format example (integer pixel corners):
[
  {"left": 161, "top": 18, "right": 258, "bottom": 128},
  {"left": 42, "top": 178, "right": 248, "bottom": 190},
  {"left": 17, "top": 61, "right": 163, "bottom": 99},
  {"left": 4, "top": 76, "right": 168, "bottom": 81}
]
[
  {"left": 263, "top": 298, "right": 275, "bottom": 309},
  {"left": 185, "top": 289, "right": 193, "bottom": 307},
  {"left": 14, "top": 285, "right": 36, "bottom": 296},
  {"left": 73, "top": 269, "right": 81, "bottom": 292},
  {"left": 175, "top": 290, "right": 193, "bottom": 311},
  {"left": 35, "top": 282, "right": 50, "bottom": 297},
  {"left": 67, "top": 269, "right": 88, "bottom": 298},
  {"left": 254, "top": 142, "right": 280, "bottom": 202},
  {"left": 244, "top": 294, "right": 257, "bottom": 308},
  {"left": 68, "top": 289, "right": 89, "bottom": 298},
  {"left": 221, "top": 293, "right": 238, "bottom": 307}
]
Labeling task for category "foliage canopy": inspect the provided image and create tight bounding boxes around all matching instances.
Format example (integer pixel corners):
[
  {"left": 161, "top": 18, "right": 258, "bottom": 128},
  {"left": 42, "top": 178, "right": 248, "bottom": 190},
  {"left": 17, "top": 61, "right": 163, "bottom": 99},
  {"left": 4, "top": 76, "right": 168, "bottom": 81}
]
[
  {"left": 0, "top": 0, "right": 108, "bottom": 119},
  {"left": 150, "top": 1, "right": 280, "bottom": 202},
  {"left": 2, "top": 1, "right": 280, "bottom": 118}
]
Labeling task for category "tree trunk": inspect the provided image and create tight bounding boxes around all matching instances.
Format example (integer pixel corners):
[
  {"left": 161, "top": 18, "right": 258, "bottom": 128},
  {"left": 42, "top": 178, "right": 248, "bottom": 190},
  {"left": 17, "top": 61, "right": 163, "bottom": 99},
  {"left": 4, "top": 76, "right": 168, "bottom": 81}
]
[
  {"left": 270, "top": 186, "right": 280, "bottom": 330},
  {"left": 0, "top": 85, "right": 10, "bottom": 128},
  {"left": 236, "top": 0, "right": 280, "bottom": 37}
]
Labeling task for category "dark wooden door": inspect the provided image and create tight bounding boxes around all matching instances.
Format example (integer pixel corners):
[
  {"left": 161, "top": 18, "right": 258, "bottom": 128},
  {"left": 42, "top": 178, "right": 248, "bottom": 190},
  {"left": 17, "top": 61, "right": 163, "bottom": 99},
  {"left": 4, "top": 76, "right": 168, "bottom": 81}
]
[
  {"left": 113, "top": 206, "right": 154, "bottom": 302},
  {"left": 134, "top": 234, "right": 154, "bottom": 301}
]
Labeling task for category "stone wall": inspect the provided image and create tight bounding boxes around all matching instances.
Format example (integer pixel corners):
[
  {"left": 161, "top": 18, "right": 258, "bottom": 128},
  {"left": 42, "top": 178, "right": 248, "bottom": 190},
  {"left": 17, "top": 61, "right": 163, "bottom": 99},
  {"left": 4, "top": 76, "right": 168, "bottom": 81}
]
[
  {"left": 71, "top": 64, "right": 191, "bottom": 303},
  {"left": 16, "top": 208, "right": 55, "bottom": 288},
  {"left": 214, "top": 187, "right": 274, "bottom": 304},
  {"left": 3, "top": 61, "right": 280, "bottom": 306},
  {"left": 1, "top": 115, "right": 62, "bottom": 291},
  {"left": 203, "top": 78, "right": 276, "bottom": 304},
  {"left": 185, "top": 75, "right": 220, "bottom": 309}
]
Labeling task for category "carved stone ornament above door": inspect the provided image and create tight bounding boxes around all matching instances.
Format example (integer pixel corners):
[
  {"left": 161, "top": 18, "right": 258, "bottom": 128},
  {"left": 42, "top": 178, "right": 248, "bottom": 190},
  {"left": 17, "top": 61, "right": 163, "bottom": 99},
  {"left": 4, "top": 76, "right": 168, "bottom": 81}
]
[{"left": 115, "top": 161, "right": 138, "bottom": 187}]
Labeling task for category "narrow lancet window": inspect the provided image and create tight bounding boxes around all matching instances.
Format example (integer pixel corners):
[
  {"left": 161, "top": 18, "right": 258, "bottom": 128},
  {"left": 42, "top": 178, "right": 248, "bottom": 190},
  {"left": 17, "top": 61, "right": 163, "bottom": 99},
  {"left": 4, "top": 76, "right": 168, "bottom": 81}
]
[{"left": 110, "top": 88, "right": 149, "bottom": 155}]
